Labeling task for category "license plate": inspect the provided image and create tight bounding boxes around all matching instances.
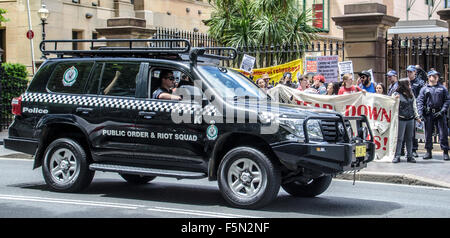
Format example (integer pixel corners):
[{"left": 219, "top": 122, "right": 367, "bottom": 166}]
[{"left": 356, "top": 145, "right": 366, "bottom": 158}]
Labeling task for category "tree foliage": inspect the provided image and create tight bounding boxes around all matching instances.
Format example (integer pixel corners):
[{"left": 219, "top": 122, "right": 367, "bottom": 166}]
[
  {"left": 0, "top": 8, "right": 9, "bottom": 23},
  {"left": 205, "top": 0, "right": 318, "bottom": 48}
]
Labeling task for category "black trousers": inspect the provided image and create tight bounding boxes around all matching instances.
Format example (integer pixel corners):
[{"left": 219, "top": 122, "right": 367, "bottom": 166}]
[{"left": 401, "top": 124, "right": 418, "bottom": 151}]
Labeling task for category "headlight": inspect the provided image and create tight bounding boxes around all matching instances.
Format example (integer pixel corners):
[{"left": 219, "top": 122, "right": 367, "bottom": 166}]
[{"left": 280, "top": 118, "right": 323, "bottom": 142}]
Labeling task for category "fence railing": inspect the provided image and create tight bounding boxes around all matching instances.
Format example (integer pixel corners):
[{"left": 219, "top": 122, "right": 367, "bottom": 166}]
[
  {"left": 0, "top": 69, "right": 28, "bottom": 131},
  {"left": 154, "top": 27, "right": 344, "bottom": 69},
  {"left": 386, "top": 35, "right": 449, "bottom": 84}
]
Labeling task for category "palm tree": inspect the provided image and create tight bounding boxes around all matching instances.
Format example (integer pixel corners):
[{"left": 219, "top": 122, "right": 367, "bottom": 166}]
[{"left": 206, "top": 0, "right": 317, "bottom": 48}]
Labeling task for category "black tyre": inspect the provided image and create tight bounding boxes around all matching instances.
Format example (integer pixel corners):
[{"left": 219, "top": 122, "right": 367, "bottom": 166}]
[
  {"left": 218, "top": 147, "right": 281, "bottom": 209},
  {"left": 42, "top": 138, "right": 94, "bottom": 192},
  {"left": 119, "top": 174, "right": 156, "bottom": 185},
  {"left": 282, "top": 175, "right": 332, "bottom": 197}
]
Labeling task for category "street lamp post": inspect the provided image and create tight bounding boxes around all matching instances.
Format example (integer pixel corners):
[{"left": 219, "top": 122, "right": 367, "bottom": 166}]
[{"left": 38, "top": 4, "right": 49, "bottom": 58}]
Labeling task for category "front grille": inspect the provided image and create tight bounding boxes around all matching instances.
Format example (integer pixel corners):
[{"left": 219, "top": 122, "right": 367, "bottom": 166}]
[
  {"left": 321, "top": 120, "right": 351, "bottom": 142},
  {"left": 321, "top": 120, "right": 338, "bottom": 142}
]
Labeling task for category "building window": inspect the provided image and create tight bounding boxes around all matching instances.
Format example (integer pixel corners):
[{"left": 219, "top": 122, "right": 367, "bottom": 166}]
[
  {"left": 446, "top": 0, "right": 450, "bottom": 8},
  {"left": 302, "top": 0, "right": 329, "bottom": 33},
  {"left": 72, "top": 30, "right": 83, "bottom": 50},
  {"left": 72, "top": 0, "right": 80, "bottom": 3}
]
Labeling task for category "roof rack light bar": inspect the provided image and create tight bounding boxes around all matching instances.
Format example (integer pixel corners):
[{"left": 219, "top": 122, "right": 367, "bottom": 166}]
[{"left": 40, "top": 39, "right": 191, "bottom": 56}]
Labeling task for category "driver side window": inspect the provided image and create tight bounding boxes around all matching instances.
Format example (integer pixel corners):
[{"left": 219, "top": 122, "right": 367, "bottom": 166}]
[{"left": 148, "top": 68, "right": 196, "bottom": 100}]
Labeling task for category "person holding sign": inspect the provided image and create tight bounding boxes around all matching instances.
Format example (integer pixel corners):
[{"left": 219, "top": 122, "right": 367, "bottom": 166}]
[{"left": 338, "top": 74, "right": 363, "bottom": 95}]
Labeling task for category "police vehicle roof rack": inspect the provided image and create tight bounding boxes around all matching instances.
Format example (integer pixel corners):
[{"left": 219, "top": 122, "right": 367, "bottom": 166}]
[
  {"left": 189, "top": 47, "right": 237, "bottom": 67},
  {"left": 40, "top": 39, "right": 191, "bottom": 58}
]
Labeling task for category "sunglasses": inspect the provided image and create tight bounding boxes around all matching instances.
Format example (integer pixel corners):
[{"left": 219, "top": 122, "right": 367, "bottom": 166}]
[{"left": 164, "top": 76, "right": 175, "bottom": 81}]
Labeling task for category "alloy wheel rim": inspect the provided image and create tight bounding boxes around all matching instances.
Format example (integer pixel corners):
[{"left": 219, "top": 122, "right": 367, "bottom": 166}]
[
  {"left": 49, "top": 148, "right": 80, "bottom": 185},
  {"left": 227, "top": 158, "right": 264, "bottom": 198}
]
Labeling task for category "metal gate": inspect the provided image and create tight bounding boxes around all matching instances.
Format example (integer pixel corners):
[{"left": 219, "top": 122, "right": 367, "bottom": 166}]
[{"left": 386, "top": 35, "right": 449, "bottom": 86}]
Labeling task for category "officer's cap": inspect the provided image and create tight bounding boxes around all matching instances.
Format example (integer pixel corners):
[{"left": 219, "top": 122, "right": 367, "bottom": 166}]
[
  {"left": 406, "top": 65, "right": 416, "bottom": 72},
  {"left": 386, "top": 70, "right": 397, "bottom": 77},
  {"left": 427, "top": 70, "right": 440, "bottom": 77}
]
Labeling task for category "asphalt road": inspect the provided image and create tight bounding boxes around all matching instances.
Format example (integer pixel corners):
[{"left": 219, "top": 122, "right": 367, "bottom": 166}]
[{"left": 1, "top": 157, "right": 450, "bottom": 218}]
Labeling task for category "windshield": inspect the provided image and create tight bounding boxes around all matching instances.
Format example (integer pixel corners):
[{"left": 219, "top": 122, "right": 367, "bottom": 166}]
[{"left": 198, "top": 65, "right": 268, "bottom": 100}]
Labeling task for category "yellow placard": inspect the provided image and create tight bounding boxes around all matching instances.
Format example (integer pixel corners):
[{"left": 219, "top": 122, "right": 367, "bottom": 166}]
[{"left": 235, "top": 59, "right": 303, "bottom": 84}]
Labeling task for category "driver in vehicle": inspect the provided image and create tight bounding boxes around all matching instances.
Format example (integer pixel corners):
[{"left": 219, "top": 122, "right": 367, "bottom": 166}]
[{"left": 152, "top": 69, "right": 182, "bottom": 100}]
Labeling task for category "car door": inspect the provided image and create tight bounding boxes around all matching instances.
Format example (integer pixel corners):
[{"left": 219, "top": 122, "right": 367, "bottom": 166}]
[
  {"left": 133, "top": 66, "right": 207, "bottom": 170},
  {"left": 86, "top": 61, "right": 143, "bottom": 164}
]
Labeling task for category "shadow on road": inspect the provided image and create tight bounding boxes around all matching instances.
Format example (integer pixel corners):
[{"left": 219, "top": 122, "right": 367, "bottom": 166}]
[{"left": 10, "top": 178, "right": 402, "bottom": 217}]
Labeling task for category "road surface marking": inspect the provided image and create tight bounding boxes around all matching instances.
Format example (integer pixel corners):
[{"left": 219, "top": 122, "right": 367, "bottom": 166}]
[
  {"left": 147, "top": 207, "right": 259, "bottom": 218},
  {"left": 0, "top": 194, "right": 145, "bottom": 210}
]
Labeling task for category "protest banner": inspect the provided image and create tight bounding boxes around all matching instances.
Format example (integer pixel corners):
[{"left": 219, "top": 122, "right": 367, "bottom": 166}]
[
  {"left": 267, "top": 85, "right": 399, "bottom": 161},
  {"left": 240, "top": 54, "right": 256, "bottom": 73},
  {"left": 236, "top": 59, "right": 303, "bottom": 84},
  {"left": 317, "top": 55, "right": 339, "bottom": 82}
]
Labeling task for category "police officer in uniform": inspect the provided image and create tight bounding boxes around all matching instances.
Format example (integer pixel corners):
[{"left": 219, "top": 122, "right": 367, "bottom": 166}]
[{"left": 417, "top": 70, "right": 450, "bottom": 161}]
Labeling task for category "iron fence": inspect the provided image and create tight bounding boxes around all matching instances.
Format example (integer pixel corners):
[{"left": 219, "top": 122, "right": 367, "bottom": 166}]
[
  {"left": 154, "top": 27, "right": 344, "bottom": 69},
  {"left": 386, "top": 35, "right": 449, "bottom": 86}
]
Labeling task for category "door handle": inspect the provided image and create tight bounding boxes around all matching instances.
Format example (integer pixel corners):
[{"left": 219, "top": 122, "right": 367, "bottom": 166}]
[
  {"left": 139, "top": 111, "right": 156, "bottom": 119},
  {"left": 76, "top": 107, "right": 94, "bottom": 114}
]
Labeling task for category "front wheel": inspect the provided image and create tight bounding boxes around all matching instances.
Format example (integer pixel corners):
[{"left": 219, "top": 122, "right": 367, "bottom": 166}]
[
  {"left": 218, "top": 147, "right": 281, "bottom": 209},
  {"left": 42, "top": 138, "right": 94, "bottom": 192},
  {"left": 282, "top": 175, "right": 332, "bottom": 197}
]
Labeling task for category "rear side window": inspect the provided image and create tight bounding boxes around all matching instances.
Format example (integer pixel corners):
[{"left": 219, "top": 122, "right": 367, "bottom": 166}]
[
  {"left": 46, "top": 62, "right": 94, "bottom": 94},
  {"left": 99, "top": 62, "right": 140, "bottom": 97}
]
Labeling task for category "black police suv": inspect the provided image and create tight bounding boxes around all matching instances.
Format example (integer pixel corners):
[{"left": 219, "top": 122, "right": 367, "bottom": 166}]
[{"left": 4, "top": 39, "right": 375, "bottom": 209}]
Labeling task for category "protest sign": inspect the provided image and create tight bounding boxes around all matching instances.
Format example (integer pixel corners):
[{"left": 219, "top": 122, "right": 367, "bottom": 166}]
[
  {"left": 267, "top": 85, "right": 399, "bottom": 161},
  {"left": 240, "top": 54, "right": 256, "bottom": 73},
  {"left": 338, "top": 61, "right": 354, "bottom": 80},
  {"left": 236, "top": 59, "right": 303, "bottom": 84},
  {"left": 317, "top": 55, "right": 339, "bottom": 82},
  {"left": 304, "top": 52, "right": 321, "bottom": 73}
]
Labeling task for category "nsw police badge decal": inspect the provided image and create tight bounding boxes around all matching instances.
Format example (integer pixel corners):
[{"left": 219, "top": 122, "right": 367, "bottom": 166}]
[{"left": 63, "top": 66, "right": 78, "bottom": 87}]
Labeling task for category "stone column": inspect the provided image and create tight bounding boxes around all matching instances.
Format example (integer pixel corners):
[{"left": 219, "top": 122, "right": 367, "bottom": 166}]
[
  {"left": 95, "top": 18, "right": 156, "bottom": 47},
  {"left": 332, "top": 3, "right": 399, "bottom": 83}
]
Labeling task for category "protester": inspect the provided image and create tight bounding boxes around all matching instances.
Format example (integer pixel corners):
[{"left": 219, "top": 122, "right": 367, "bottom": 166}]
[
  {"left": 280, "top": 72, "right": 297, "bottom": 89},
  {"left": 338, "top": 73, "right": 363, "bottom": 95},
  {"left": 386, "top": 70, "right": 399, "bottom": 96},
  {"left": 415, "top": 65, "right": 428, "bottom": 83},
  {"left": 358, "top": 70, "right": 376, "bottom": 93},
  {"left": 392, "top": 79, "right": 421, "bottom": 163},
  {"left": 297, "top": 74, "right": 310, "bottom": 91},
  {"left": 256, "top": 78, "right": 268, "bottom": 92},
  {"left": 326, "top": 81, "right": 341, "bottom": 95},
  {"left": 311, "top": 74, "right": 327, "bottom": 95},
  {"left": 403, "top": 65, "right": 424, "bottom": 157},
  {"left": 376, "top": 83, "right": 386, "bottom": 95},
  {"left": 417, "top": 70, "right": 450, "bottom": 161},
  {"left": 260, "top": 73, "right": 273, "bottom": 89}
]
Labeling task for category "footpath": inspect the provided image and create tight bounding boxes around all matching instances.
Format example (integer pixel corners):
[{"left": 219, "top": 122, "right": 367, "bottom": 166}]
[{"left": 1, "top": 130, "right": 449, "bottom": 188}]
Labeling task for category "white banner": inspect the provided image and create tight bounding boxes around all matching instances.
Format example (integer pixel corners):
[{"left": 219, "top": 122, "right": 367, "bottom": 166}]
[{"left": 268, "top": 85, "right": 399, "bottom": 161}]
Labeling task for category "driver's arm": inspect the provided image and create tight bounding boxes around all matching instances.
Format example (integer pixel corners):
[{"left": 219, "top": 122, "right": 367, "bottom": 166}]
[
  {"left": 158, "top": 92, "right": 181, "bottom": 100},
  {"left": 103, "top": 71, "right": 121, "bottom": 95}
]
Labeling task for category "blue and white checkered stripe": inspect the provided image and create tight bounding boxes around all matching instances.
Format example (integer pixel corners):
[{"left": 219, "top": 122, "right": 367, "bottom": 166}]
[{"left": 22, "top": 93, "right": 219, "bottom": 116}]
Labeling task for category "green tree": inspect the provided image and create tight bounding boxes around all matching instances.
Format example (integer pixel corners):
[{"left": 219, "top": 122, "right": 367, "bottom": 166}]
[
  {"left": 205, "top": 0, "right": 317, "bottom": 49},
  {"left": 0, "top": 8, "right": 9, "bottom": 23}
]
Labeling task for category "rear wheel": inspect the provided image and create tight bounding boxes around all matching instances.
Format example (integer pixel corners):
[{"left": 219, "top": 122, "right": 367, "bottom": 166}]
[
  {"left": 218, "top": 147, "right": 280, "bottom": 209},
  {"left": 119, "top": 174, "right": 156, "bottom": 185},
  {"left": 282, "top": 175, "right": 332, "bottom": 197},
  {"left": 42, "top": 138, "right": 94, "bottom": 192}
]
